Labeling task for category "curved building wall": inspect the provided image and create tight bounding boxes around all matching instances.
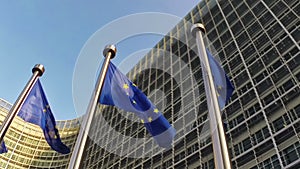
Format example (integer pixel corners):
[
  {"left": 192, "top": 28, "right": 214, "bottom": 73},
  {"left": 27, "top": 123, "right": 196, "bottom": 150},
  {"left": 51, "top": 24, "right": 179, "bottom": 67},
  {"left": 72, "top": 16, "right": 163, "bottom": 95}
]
[
  {"left": 0, "top": 0, "right": 298, "bottom": 168},
  {"left": 0, "top": 98, "right": 80, "bottom": 169},
  {"left": 80, "top": 0, "right": 300, "bottom": 168}
]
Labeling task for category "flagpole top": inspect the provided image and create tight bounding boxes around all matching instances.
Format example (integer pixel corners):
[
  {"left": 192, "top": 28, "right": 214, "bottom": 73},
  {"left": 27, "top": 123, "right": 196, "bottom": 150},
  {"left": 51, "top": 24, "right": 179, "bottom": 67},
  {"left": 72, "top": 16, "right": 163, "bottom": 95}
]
[
  {"left": 103, "top": 44, "right": 117, "bottom": 59},
  {"left": 191, "top": 23, "right": 206, "bottom": 37},
  {"left": 32, "top": 64, "right": 45, "bottom": 76}
]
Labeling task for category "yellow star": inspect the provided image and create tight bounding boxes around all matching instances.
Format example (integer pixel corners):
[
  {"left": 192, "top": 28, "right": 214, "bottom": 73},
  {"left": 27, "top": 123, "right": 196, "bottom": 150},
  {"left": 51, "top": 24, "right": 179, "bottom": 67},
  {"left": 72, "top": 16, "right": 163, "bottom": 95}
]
[
  {"left": 48, "top": 131, "right": 57, "bottom": 139},
  {"left": 123, "top": 84, "right": 129, "bottom": 89},
  {"left": 148, "top": 117, "right": 152, "bottom": 122},
  {"left": 154, "top": 108, "right": 159, "bottom": 113},
  {"left": 43, "top": 105, "right": 50, "bottom": 113},
  {"left": 141, "top": 119, "right": 144, "bottom": 123},
  {"left": 217, "top": 85, "right": 222, "bottom": 90},
  {"left": 217, "top": 92, "right": 220, "bottom": 97},
  {"left": 132, "top": 83, "right": 137, "bottom": 87},
  {"left": 132, "top": 100, "right": 136, "bottom": 104}
]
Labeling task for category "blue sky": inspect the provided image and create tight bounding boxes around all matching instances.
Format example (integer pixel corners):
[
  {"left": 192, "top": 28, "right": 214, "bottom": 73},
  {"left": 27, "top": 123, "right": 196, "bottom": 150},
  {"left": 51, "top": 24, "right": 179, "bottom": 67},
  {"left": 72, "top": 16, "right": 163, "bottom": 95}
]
[{"left": 0, "top": 1, "right": 199, "bottom": 120}]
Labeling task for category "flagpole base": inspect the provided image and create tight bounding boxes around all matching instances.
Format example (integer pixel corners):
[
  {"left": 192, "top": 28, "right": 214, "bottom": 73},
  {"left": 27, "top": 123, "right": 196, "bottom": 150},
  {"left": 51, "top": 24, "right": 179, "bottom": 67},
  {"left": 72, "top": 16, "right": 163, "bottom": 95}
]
[
  {"left": 103, "top": 44, "right": 117, "bottom": 59},
  {"left": 191, "top": 23, "right": 206, "bottom": 37}
]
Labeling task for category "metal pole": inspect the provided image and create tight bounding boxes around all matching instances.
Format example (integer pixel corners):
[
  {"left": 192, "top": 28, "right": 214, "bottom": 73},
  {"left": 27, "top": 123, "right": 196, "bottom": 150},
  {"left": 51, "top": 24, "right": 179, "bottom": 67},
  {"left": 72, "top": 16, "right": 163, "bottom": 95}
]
[
  {"left": 0, "top": 64, "right": 45, "bottom": 143},
  {"left": 68, "top": 45, "right": 116, "bottom": 169},
  {"left": 191, "top": 24, "right": 232, "bottom": 169}
]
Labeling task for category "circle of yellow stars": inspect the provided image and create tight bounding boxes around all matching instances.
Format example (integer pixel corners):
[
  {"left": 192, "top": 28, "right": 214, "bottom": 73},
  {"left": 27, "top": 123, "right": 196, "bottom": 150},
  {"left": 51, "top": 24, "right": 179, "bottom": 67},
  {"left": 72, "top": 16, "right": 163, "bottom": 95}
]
[
  {"left": 140, "top": 108, "right": 159, "bottom": 123},
  {"left": 122, "top": 83, "right": 160, "bottom": 124}
]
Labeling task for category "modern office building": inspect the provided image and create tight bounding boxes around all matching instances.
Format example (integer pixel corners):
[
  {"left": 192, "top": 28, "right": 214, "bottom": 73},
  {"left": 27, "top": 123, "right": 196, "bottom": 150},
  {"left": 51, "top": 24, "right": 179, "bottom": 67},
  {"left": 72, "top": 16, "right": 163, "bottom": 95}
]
[
  {"left": 0, "top": 98, "right": 80, "bottom": 169},
  {"left": 1, "top": 0, "right": 298, "bottom": 168},
  {"left": 79, "top": 0, "right": 300, "bottom": 168}
]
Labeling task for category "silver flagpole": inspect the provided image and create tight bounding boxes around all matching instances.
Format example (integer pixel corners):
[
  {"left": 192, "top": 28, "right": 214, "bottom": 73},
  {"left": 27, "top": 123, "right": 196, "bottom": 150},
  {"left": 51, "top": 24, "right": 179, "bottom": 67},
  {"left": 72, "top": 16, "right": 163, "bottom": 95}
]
[
  {"left": 68, "top": 45, "right": 116, "bottom": 169},
  {"left": 0, "top": 64, "right": 45, "bottom": 143},
  {"left": 191, "top": 24, "right": 232, "bottom": 169}
]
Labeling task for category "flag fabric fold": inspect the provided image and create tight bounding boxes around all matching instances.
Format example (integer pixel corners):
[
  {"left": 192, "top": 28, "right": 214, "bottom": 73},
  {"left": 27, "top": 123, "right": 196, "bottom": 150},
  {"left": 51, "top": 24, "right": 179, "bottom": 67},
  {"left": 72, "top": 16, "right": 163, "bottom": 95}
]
[
  {"left": 17, "top": 79, "right": 70, "bottom": 154},
  {"left": 99, "top": 62, "right": 176, "bottom": 148},
  {"left": 206, "top": 49, "right": 234, "bottom": 109},
  {"left": 0, "top": 141, "right": 7, "bottom": 154}
]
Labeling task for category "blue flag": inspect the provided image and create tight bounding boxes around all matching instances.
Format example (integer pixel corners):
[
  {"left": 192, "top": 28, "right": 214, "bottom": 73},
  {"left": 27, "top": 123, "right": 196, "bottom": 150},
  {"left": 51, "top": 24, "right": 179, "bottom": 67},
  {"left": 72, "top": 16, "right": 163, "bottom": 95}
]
[
  {"left": 17, "top": 79, "right": 70, "bottom": 154},
  {"left": 0, "top": 141, "right": 7, "bottom": 154},
  {"left": 207, "top": 49, "right": 234, "bottom": 109},
  {"left": 99, "top": 62, "right": 176, "bottom": 148}
]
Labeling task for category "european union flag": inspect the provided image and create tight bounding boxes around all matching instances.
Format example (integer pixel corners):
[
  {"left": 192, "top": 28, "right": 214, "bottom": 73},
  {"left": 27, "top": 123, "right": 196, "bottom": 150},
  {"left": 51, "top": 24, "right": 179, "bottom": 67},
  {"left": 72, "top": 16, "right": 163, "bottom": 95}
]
[
  {"left": 17, "top": 79, "right": 70, "bottom": 154},
  {"left": 0, "top": 141, "right": 7, "bottom": 154},
  {"left": 207, "top": 49, "right": 234, "bottom": 109},
  {"left": 99, "top": 62, "right": 176, "bottom": 148}
]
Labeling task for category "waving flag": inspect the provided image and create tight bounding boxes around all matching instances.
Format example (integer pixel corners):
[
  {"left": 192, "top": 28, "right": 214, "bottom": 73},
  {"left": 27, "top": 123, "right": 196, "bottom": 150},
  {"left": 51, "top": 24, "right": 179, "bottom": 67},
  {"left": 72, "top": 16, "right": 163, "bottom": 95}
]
[
  {"left": 207, "top": 49, "right": 234, "bottom": 109},
  {"left": 0, "top": 141, "right": 7, "bottom": 154},
  {"left": 17, "top": 79, "right": 70, "bottom": 154},
  {"left": 99, "top": 62, "right": 176, "bottom": 148}
]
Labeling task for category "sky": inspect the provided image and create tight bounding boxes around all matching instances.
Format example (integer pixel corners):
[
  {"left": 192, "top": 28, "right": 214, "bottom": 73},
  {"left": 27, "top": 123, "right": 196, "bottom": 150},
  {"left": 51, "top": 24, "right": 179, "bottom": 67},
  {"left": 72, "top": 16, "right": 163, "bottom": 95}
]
[{"left": 0, "top": 1, "right": 200, "bottom": 120}]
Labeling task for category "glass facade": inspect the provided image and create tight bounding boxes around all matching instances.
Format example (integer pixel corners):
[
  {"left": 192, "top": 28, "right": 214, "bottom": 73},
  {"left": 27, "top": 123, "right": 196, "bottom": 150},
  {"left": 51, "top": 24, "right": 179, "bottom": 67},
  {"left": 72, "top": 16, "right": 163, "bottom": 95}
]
[
  {"left": 0, "top": 98, "right": 80, "bottom": 169},
  {"left": 1, "top": 0, "right": 298, "bottom": 168},
  {"left": 80, "top": 0, "right": 300, "bottom": 168}
]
